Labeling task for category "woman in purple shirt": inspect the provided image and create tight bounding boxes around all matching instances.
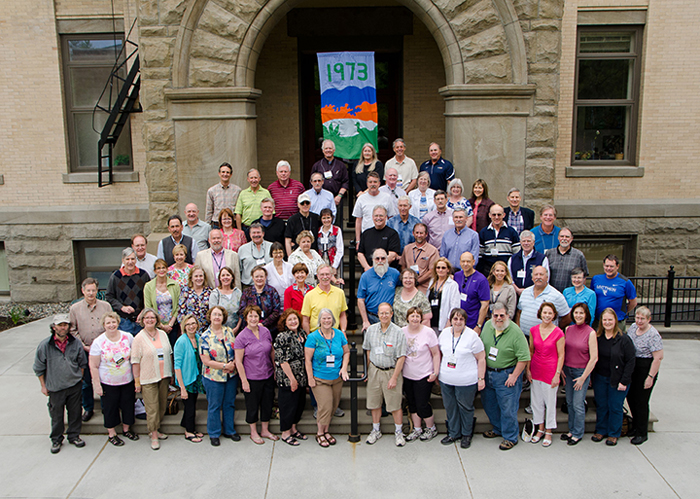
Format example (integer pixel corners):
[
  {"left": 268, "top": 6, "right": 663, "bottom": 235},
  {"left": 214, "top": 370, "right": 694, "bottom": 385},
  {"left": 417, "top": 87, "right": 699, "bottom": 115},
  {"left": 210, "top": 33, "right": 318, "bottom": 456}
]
[{"left": 234, "top": 305, "right": 278, "bottom": 445}]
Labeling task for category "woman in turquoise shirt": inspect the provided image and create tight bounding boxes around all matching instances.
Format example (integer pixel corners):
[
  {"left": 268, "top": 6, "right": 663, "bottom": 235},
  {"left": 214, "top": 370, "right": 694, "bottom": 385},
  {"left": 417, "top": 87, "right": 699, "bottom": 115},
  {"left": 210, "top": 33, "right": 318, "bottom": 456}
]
[{"left": 173, "top": 314, "right": 205, "bottom": 443}]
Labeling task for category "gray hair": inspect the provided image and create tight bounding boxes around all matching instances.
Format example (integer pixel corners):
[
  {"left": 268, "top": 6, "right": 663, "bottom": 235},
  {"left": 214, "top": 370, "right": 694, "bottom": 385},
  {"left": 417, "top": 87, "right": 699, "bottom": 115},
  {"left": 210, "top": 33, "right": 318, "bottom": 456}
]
[
  {"left": 491, "top": 302, "right": 509, "bottom": 315},
  {"left": 452, "top": 208, "right": 468, "bottom": 217},
  {"left": 417, "top": 171, "right": 431, "bottom": 186},
  {"left": 520, "top": 230, "right": 535, "bottom": 241},
  {"left": 397, "top": 195, "right": 412, "bottom": 206},
  {"left": 507, "top": 187, "right": 521, "bottom": 196},
  {"left": 322, "top": 139, "right": 336, "bottom": 150},
  {"left": 372, "top": 205, "right": 388, "bottom": 216},
  {"left": 249, "top": 222, "right": 264, "bottom": 233},
  {"left": 447, "top": 178, "right": 464, "bottom": 194},
  {"left": 138, "top": 308, "right": 161, "bottom": 327},
  {"left": 261, "top": 197, "right": 276, "bottom": 208},
  {"left": 392, "top": 138, "right": 405, "bottom": 148},
  {"left": 121, "top": 247, "right": 136, "bottom": 260},
  {"left": 317, "top": 308, "right": 336, "bottom": 329},
  {"left": 247, "top": 168, "right": 260, "bottom": 177},
  {"left": 276, "top": 160, "right": 291, "bottom": 172}
]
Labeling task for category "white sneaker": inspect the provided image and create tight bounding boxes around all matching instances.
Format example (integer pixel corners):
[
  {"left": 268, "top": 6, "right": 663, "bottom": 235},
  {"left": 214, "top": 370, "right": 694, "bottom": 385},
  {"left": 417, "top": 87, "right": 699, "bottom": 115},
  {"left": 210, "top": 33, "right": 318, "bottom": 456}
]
[
  {"left": 395, "top": 432, "right": 406, "bottom": 447},
  {"left": 405, "top": 428, "right": 422, "bottom": 442},
  {"left": 366, "top": 429, "right": 382, "bottom": 445},
  {"left": 420, "top": 427, "right": 438, "bottom": 441}
]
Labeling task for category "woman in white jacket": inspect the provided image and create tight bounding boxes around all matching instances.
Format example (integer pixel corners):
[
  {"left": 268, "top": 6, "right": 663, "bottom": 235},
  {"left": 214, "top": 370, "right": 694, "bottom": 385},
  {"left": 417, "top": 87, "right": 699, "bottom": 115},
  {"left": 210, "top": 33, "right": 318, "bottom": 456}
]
[{"left": 426, "top": 257, "right": 461, "bottom": 333}]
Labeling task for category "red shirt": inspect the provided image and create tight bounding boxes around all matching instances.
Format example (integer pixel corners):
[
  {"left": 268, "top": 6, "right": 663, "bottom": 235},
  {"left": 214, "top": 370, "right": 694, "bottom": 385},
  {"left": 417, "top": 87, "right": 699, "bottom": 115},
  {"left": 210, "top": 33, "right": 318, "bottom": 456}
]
[{"left": 267, "top": 179, "right": 305, "bottom": 220}]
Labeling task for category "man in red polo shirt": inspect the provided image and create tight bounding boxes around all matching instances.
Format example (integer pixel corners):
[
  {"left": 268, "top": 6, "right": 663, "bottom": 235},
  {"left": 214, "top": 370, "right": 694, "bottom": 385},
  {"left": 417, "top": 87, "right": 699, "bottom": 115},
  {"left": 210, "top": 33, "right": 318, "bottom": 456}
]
[{"left": 267, "top": 160, "right": 305, "bottom": 220}]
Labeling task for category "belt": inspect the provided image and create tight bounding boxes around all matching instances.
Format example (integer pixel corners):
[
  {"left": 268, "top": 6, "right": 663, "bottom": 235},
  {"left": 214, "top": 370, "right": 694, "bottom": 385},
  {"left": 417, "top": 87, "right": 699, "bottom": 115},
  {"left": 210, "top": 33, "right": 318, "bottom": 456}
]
[
  {"left": 487, "top": 365, "right": 516, "bottom": 373},
  {"left": 371, "top": 362, "right": 394, "bottom": 371}
]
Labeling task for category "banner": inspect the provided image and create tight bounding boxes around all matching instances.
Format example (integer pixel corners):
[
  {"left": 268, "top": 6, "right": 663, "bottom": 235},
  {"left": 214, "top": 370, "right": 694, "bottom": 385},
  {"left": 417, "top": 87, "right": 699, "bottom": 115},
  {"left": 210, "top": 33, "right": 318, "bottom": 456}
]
[{"left": 317, "top": 51, "right": 378, "bottom": 160}]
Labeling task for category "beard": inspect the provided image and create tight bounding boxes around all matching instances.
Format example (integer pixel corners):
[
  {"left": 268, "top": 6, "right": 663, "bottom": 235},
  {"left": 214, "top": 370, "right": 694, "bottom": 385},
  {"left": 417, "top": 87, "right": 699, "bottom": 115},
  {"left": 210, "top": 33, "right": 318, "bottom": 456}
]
[{"left": 374, "top": 262, "right": 389, "bottom": 277}]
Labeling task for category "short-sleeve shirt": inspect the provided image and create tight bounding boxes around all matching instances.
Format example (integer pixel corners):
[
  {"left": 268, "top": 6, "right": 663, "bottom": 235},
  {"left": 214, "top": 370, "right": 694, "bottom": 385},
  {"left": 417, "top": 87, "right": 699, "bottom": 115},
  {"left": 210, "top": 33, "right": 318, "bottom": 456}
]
[
  {"left": 234, "top": 186, "right": 272, "bottom": 227},
  {"left": 199, "top": 326, "right": 236, "bottom": 382},
  {"left": 453, "top": 270, "right": 491, "bottom": 329},
  {"left": 517, "top": 285, "right": 571, "bottom": 336},
  {"left": 363, "top": 322, "right": 407, "bottom": 369},
  {"left": 627, "top": 324, "right": 663, "bottom": 358},
  {"left": 301, "top": 285, "right": 347, "bottom": 332},
  {"left": 273, "top": 329, "right": 308, "bottom": 387},
  {"left": 385, "top": 156, "right": 418, "bottom": 190},
  {"left": 267, "top": 179, "right": 305, "bottom": 220},
  {"left": 352, "top": 192, "right": 398, "bottom": 232},
  {"left": 305, "top": 329, "right": 348, "bottom": 380},
  {"left": 563, "top": 286, "right": 597, "bottom": 325},
  {"left": 480, "top": 320, "right": 531, "bottom": 369},
  {"left": 529, "top": 325, "right": 564, "bottom": 384},
  {"left": 89, "top": 332, "right": 134, "bottom": 386},
  {"left": 392, "top": 288, "right": 431, "bottom": 327},
  {"left": 402, "top": 325, "right": 438, "bottom": 380},
  {"left": 590, "top": 273, "right": 637, "bottom": 321},
  {"left": 357, "top": 267, "right": 400, "bottom": 315},
  {"left": 437, "top": 327, "right": 484, "bottom": 386},
  {"left": 358, "top": 226, "right": 401, "bottom": 262},
  {"left": 234, "top": 326, "right": 274, "bottom": 380}
]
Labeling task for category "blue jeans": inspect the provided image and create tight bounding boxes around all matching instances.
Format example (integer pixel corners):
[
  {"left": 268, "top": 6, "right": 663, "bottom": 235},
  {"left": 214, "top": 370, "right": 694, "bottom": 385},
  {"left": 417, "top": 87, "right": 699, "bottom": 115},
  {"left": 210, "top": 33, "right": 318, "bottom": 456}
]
[
  {"left": 481, "top": 366, "right": 522, "bottom": 443},
  {"left": 592, "top": 373, "right": 629, "bottom": 438},
  {"left": 564, "top": 366, "right": 588, "bottom": 439},
  {"left": 440, "top": 382, "right": 477, "bottom": 439},
  {"left": 81, "top": 350, "right": 94, "bottom": 412},
  {"left": 202, "top": 375, "right": 238, "bottom": 438},
  {"left": 119, "top": 317, "right": 141, "bottom": 336}
]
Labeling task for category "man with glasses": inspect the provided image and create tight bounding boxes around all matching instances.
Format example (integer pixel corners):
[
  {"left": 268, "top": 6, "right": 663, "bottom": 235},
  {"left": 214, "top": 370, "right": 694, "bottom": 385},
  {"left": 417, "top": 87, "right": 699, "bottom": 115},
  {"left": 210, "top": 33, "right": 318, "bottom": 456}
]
[
  {"left": 306, "top": 172, "right": 337, "bottom": 220},
  {"left": 545, "top": 227, "right": 588, "bottom": 292},
  {"left": 358, "top": 206, "right": 401, "bottom": 272},
  {"left": 301, "top": 264, "right": 348, "bottom": 334},
  {"left": 358, "top": 249, "right": 400, "bottom": 331},
  {"left": 285, "top": 193, "right": 321, "bottom": 255},
  {"left": 477, "top": 204, "right": 520, "bottom": 275}
]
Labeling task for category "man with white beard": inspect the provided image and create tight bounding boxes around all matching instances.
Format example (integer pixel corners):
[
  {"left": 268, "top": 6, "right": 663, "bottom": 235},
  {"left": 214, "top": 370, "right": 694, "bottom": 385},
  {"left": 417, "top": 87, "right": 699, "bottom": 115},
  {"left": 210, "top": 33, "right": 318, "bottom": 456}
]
[{"left": 357, "top": 248, "right": 400, "bottom": 331}]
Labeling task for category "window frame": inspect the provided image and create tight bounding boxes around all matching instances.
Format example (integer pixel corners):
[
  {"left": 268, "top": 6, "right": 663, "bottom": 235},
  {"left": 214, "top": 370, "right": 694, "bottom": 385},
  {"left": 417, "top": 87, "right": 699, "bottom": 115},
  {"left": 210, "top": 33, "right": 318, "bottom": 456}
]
[
  {"left": 60, "top": 33, "right": 133, "bottom": 173},
  {"left": 73, "top": 239, "right": 131, "bottom": 294},
  {"left": 571, "top": 25, "right": 643, "bottom": 168}
]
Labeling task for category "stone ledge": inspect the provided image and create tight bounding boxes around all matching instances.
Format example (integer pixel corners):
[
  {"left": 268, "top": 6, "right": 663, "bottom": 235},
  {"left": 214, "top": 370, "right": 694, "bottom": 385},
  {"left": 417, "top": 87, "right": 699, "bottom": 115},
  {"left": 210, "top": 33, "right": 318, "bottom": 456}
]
[
  {"left": 62, "top": 172, "right": 140, "bottom": 184},
  {"left": 0, "top": 205, "right": 150, "bottom": 225},
  {"left": 565, "top": 166, "right": 644, "bottom": 178},
  {"left": 440, "top": 84, "right": 536, "bottom": 116},
  {"left": 555, "top": 199, "right": 700, "bottom": 219},
  {"left": 577, "top": 9, "right": 647, "bottom": 25}
]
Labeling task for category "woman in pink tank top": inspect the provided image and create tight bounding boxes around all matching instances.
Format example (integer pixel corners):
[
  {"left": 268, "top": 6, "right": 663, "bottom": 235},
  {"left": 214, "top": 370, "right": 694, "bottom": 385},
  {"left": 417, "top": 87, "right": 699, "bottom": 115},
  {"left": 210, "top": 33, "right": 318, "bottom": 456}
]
[{"left": 526, "top": 302, "right": 565, "bottom": 447}]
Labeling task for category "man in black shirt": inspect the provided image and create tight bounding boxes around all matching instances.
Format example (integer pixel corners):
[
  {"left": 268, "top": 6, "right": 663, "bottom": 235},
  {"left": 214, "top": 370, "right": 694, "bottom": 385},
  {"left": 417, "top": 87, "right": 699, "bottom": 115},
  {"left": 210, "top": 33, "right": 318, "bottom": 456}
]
[
  {"left": 358, "top": 205, "right": 401, "bottom": 271},
  {"left": 254, "top": 197, "right": 286, "bottom": 253},
  {"left": 285, "top": 193, "right": 321, "bottom": 254}
]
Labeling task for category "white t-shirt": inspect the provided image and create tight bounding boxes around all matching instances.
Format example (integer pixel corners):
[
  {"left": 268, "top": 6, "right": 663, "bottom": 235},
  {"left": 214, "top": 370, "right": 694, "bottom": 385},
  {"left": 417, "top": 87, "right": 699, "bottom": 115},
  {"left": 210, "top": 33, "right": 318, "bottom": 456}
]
[
  {"left": 352, "top": 191, "right": 398, "bottom": 232},
  {"left": 89, "top": 331, "right": 134, "bottom": 386},
  {"left": 438, "top": 327, "right": 484, "bottom": 386}
]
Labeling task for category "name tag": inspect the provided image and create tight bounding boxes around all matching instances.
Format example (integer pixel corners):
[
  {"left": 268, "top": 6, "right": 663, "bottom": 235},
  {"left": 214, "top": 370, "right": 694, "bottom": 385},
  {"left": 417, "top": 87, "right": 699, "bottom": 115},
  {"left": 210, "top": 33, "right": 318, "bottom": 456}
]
[
  {"left": 430, "top": 299, "right": 439, "bottom": 307},
  {"left": 324, "top": 171, "right": 333, "bottom": 179},
  {"left": 517, "top": 269, "right": 526, "bottom": 279},
  {"left": 156, "top": 348, "right": 164, "bottom": 361},
  {"left": 410, "top": 265, "right": 419, "bottom": 273},
  {"left": 488, "top": 347, "right": 498, "bottom": 362},
  {"left": 256, "top": 258, "right": 266, "bottom": 265},
  {"left": 460, "top": 293, "right": 468, "bottom": 302},
  {"left": 490, "top": 247, "right": 499, "bottom": 256},
  {"left": 447, "top": 355, "right": 457, "bottom": 369},
  {"left": 397, "top": 175, "right": 403, "bottom": 187},
  {"left": 374, "top": 347, "right": 384, "bottom": 355},
  {"left": 326, "top": 354, "right": 335, "bottom": 367},
  {"left": 114, "top": 353, "right": 125, "bottom": 366}
]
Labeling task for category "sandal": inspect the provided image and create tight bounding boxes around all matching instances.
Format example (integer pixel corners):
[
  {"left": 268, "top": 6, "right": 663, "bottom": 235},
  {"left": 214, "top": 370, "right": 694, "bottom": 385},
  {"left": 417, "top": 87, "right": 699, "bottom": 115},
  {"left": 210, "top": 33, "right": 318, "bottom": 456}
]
[
  {"left": 250, "top": 435, "right": 265, "bottom": 445},
  {"left": 324, "top": 432, "right": 337, "bottom": 445},
  {"left": 292, "top": 431, "right": 308, "bottom": 441},
  {"left": 122, "top": 430, "right": 139, "bottom": 441},
  {"left": 185, "top": 434, "right": 202, "bottom": 443},
  {"left": 108, "top": 435, "right": 124, "bottom": 447},
  {"left": 531, "top": 429, "right": 545, "bottom": 444},
  {"left": 151, "top": 438, "right": 160, "bottom": 450},
  {"left": 316, "top": 434, "right": 330, "bottom": 448},
  {"left": 262, "top": 433, "right": 279, "bottom": 441},
  {"left": 281, "top": 435, "right": 300, "bottom": 446},
  {"left": 542, "top": 431, "right": 552, "bottom": 447},
  {"left": 194, "top": 432, "right": 204, "bottom": 438}
]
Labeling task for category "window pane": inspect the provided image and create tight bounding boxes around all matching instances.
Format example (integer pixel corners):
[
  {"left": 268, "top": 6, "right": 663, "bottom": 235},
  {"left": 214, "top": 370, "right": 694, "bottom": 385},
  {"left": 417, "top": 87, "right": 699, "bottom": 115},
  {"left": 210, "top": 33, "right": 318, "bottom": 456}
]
[
  {"left": 84, "top": 246, "right": 124, "bottom": 268},
  {"left": 577, "top": 59, "right": 633, "bottom": 100},
  {"left": 580, "top": 32, "right": 633, "bottom": 53},
  {"left": 74, "top": 112, "right": 132, "bottom": 168},
  {"left": 574, "top": 106, "right": 629, "bottom": 160},
  {"left": 70, "top": 66, "right": 115, "bottom": 108},
  {"left": 87, "top": 271, "right": 114, "bottom": 290},
  {"left": 576, "top": 240, "right": 630, "bottom": 276},
  {"left": 69, "top": 39, "right": 123, "bottom": 63},
  {"left": 0, "top": 243, "right": 9, "bottom": 293}
]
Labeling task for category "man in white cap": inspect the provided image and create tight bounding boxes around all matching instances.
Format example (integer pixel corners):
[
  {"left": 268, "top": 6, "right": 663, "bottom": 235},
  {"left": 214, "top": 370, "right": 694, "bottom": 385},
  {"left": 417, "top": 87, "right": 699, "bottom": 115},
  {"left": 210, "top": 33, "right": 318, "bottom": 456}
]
[{"left": 33, "top": 314, "right": 88, "bottom": 454}]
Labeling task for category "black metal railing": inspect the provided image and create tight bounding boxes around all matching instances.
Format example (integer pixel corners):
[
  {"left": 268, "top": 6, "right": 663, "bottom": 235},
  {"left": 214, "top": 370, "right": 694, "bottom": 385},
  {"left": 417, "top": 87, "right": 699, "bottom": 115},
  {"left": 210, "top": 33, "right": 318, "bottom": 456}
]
[
  {"left": 346, "top": 341, "right": 367, "bottom": 442},
  {"left": 631, "top": 266, "right": 700, "bottom": 326},
  {"left": 347, "top": 239, "right": 358, "bottom": 330}
]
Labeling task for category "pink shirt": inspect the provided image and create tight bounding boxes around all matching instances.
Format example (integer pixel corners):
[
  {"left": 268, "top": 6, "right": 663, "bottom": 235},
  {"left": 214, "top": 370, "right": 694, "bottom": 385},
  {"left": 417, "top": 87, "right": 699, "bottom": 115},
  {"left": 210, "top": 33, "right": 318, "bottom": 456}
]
[
  {"left": 564, "top": 323, "right": 594, "bottom": 369},
  {"left": 402, "top": 326, "right": 438, "bottom": 380},
  {"left": 529, "top": 324, "right": 564, "bottom": 384}
]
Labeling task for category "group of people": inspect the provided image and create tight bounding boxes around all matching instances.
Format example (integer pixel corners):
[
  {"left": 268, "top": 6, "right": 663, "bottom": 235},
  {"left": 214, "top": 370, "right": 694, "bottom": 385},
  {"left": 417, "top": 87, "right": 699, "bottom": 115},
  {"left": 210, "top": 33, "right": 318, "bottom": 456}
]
[{"left": 34, "top": 138, "right": 663, "bottom": 453}]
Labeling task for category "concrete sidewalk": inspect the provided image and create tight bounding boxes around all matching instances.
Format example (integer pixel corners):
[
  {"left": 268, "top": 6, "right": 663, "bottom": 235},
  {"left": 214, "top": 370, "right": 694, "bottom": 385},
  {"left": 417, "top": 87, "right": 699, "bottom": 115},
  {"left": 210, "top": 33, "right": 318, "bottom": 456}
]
[{"left": 1, "top": 317, "right": 697, "bottom": 499}]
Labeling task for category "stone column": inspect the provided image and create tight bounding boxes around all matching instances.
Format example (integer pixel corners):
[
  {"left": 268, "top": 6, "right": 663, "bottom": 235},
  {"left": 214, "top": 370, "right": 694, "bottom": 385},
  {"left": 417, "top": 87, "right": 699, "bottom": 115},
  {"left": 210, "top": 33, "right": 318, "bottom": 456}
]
[
  {"left": 164, "top": 87, "right": 262, "bottom": 216},
  {"left": 439, "top": 84, "right": 536, "bottom": 204}
]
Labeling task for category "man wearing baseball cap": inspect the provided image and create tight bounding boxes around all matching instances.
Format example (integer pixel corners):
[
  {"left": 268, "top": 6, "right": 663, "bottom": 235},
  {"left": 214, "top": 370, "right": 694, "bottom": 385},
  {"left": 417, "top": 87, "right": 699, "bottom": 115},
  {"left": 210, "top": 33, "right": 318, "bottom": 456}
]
[{"left": 33, "top": 314, "right": 88, "bottom": 454}]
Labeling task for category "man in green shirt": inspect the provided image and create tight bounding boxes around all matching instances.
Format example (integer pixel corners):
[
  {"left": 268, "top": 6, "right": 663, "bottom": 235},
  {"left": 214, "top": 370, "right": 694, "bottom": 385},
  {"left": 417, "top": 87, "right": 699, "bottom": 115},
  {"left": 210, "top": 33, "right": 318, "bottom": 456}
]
[
  {"left": 480, "top": 302, "right": 530, "bottom": 450},
  {"left": 235, "top": 168, "right": 271, "bottom": 231}
]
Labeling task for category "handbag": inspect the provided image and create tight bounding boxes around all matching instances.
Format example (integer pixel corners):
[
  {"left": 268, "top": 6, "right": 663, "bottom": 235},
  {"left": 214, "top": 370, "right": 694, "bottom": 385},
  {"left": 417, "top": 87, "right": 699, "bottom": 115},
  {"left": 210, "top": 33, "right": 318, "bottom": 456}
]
[
  {"left": 165, "top": 391, "right": 180, "bottom": 416},
  {"left": 521, "top": 418, "right": 534, "bottom": 442}
]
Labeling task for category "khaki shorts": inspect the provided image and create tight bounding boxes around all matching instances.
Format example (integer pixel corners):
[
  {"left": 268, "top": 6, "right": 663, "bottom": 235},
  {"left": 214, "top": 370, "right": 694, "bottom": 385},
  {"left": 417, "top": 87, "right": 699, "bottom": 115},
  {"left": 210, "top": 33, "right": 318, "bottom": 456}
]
[{"left": 366, "top": 363, "right": 403, "bottom": 412}]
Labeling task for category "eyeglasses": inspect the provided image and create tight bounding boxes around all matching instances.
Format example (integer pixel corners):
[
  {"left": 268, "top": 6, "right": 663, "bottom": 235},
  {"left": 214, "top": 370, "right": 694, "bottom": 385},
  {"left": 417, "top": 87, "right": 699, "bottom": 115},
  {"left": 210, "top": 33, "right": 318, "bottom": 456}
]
[
  {"left": 374, "top": 257, "right": 387, "bottom": 262},
  {"left": 492, "top": 313, "right": 506, "bottom": 318},
  {"left": 300, "top": 201, "right": 311, "bottom": 205},
  {"left": 491, "top": 213, "right": 504, "bottom": 217}
]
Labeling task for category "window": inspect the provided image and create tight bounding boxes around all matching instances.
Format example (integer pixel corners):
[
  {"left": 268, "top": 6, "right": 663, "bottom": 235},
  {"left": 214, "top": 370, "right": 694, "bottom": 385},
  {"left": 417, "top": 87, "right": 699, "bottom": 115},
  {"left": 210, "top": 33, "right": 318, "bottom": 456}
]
[
  {"left": 574, "top": 234, "right": 636, "bottom": 277},
  {"left": 0, "top": 243, "right": 9, "bottom": 295},
  {"left": 61, "top": 34, "right": 132, "bottom": 172},
  {"left": 74, "top": 240, "right": 131, "bottom": 293},
  {"left": 572, "top": 27, "right": 642, "bottom": 166}
]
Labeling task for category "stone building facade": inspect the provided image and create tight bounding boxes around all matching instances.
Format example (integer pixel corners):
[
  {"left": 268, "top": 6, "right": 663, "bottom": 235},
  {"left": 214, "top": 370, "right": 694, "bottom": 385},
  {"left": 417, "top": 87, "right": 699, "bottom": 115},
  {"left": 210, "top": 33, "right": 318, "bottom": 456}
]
[{"left": 1, "top": 0, "right": 698, "bottom": 301}]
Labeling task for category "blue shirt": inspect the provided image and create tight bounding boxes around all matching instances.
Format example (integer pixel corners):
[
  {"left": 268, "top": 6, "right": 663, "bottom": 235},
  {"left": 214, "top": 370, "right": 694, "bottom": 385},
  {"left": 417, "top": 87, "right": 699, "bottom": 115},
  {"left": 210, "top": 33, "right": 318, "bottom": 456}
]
[
  {"left": 590, "top": 273, "right": 637, "bottom": 321},
  {"left": 440, "top": 226, "right": 480, "bottom": 270},
  {"left": 418, "top": 158, "right": 455, "bottom": 192},
  {"left": 517, "top": 284, "right": 571, "bottom": 336},
  {"left": 357, "top": 267, "right": 400, "bottom": 314},
  {"left": 305, "top": 329, "right": 348, "bottom": 380},
  {"left": 387, "top": 214, "right": 421, "bottom": 252},
  {"left": 563, "top": 286, "right": 597, "bottom": 325},
  {"left": 305, "top": 188, "right": 337, "bottom": 220},
  {"left": 532, "top": 225, "right": 561, "bottom": 253},
  {"left": 453, "top": 270, "right": 490, "bottom": 329}
]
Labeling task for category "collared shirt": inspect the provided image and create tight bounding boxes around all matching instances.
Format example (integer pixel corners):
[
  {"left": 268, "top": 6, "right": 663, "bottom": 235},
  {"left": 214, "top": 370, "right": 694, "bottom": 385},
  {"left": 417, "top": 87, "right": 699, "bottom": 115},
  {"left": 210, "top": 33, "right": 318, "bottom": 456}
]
[
  {"left": 418, "top": 157, "right": 455, "bottom": 191},
  {"left": 532, "top": 225, "right": 561, "bottom": 253},
  {"left": 157, "top": 235, "right": 199, "bottom": 263},
  {"left": 235, "top": 186, "right": 272, "bottom": 227},
  {"left": 378, "top": 184, "right": 407, "bottom": 213},
  {"left": 238, "top": 241, "right": 273, "bottom": 286},
  {"left": 480, "top": 320, "right": 530, "bottom": 369},
  {"left": 352, "top": 191, "right": 398, "bottom": 232},
  {"left": 453, "top": 270, "right": 490, "bottom": 329},
  {"left": 517, "top": 284, "right": 571, "bottom": 336},
  {"left": 357, "top": 267, "right": 400, "bottom": 315},
  {"left": 306, "top": 188, "right": 337, "bottom": 220},
  {"left": 387, "top": 214, "right": 421, "bottom": 252},
  {"left": 440, "top": 226, "right": 480, "bottom": 270},
  {"left": 267, "top": 179, "right": 305, "bottom": 220},
  {"left": 399, "top": 242, "right": 440, "bottom": 294},
  {"left": 69, "top": 298, "right": 112, "bottom": 348},
  {"left": 545, "top": 246, "right": 589, "bottom": 292},
  {"left": 385, "top": 156, "right": 418, "bottom": 190},
  {"left": 363, "top": 322, "right": 407, "bottom": 369},
  {"left": 479, "top": 222, "right": 520, "bottom": 267},
  {"left": 205, "top": 182, "right": 242, "bottom": 224},
  {"left": 183, "top": 220, "right": 211, "bottom": 251},
  {"left": 423, "top": 208, "right": 454, "bottom": 250},
  {"left": 136, "top": 253, "right": 157, "bottom": 278},
  {"left": 310, "top": 157, "right": 349, "bottom": 195},
  {"left": 199, "top": 326, "right": 237, "bottom": 382},
  {"left": 408, "top": 189, "right": 436, "bottom": 219},
  {"left": 301, "top": 285, "right": 348, "bottom": 332},
  {"left": 507, "top": 208, "right": 524, "bottom": 234}
]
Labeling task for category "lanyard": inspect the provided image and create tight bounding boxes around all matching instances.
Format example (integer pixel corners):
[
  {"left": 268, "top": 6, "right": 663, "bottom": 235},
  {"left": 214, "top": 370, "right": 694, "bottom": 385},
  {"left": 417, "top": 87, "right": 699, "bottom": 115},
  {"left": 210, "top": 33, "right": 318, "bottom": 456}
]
[
  {"left": 321, "top": 331, "right": 334, "bottom": 353},
  {"left": 494, "top": 331, "right": 505, "bottom": 346},
  {"left": 412, "top": 246, "right": 424, "bottom": 262},
  {"left": 451, "top": 331, "right": 463, "bottom": 355}
]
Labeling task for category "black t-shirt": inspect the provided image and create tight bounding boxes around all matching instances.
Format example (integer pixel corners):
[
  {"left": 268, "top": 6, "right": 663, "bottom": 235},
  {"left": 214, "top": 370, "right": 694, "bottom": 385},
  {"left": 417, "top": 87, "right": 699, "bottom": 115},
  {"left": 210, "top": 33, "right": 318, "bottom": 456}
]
[
  {"left": 255, "top": 216, "right": 286, "bottom": 253},
  {"left": 358, "top": 225, "right": 401, "bottom": 262},
  {"left": 285, "top": 212, "right": 321, "bottom": 252},
  {"left": 595, "top": 334, "right": 613, "bottom": 378},
  {"left": 352, "top": 160, "right": 384, "bottom": 194}
]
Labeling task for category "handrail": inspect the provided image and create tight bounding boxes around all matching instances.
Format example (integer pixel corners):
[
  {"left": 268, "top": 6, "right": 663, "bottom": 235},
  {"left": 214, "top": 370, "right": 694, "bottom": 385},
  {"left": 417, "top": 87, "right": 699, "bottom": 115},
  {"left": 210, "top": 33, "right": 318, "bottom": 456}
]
[
  {"left": 347, "top": 239, "right": 358, "bottom": 330},
  {"left": 346, "top": 341, "right": 367, "bottom": 442}
]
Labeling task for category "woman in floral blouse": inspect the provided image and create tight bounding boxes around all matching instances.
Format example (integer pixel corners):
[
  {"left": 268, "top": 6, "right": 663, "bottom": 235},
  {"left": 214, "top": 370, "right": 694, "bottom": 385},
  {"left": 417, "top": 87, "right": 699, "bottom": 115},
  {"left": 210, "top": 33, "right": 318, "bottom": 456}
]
[
  {"left": 199, "top": 306, "right": 239, "bottom": 446},
  {"left": 167, "top": 244, "right": 193, "bottom": 289},
  {"left": 178, "top": 266, "right": 212, "bottom": 333},
  {"left": 239, "top": 265, "right": 281, "bottom": 338},
  {"left": 273, "top": 309, "right": 308, "bottom": 446}
]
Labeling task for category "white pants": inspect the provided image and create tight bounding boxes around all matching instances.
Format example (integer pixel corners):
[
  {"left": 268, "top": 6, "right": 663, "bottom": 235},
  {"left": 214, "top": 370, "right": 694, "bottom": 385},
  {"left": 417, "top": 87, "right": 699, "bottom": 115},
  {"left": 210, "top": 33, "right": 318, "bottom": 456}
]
[{"left": 531, "top": 380, "right": 558, "bottom": 429}]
